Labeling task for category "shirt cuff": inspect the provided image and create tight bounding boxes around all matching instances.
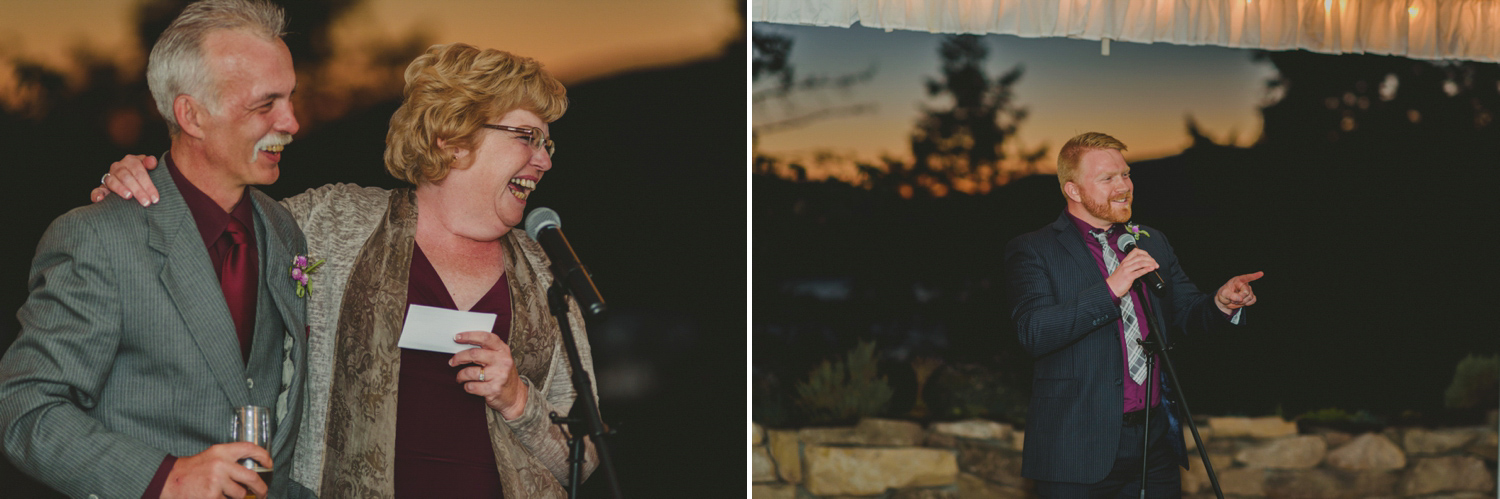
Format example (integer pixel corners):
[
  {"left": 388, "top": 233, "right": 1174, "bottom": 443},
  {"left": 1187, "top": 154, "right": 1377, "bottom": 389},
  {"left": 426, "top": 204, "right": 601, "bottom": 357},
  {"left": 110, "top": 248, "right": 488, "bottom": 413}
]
[
  {"left": 1227, "top": 308, "right": 1243, "bottom": 325},
  {"left": 142, "top": 455, "right": 176, "bottom": 499}
]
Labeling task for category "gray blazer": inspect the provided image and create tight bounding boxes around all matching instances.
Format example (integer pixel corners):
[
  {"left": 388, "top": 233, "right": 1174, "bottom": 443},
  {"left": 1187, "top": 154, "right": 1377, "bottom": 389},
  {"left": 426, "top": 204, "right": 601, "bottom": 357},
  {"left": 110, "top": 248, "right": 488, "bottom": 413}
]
[{"left": 0, "top": 164, "right": 308, "bottom": 499}]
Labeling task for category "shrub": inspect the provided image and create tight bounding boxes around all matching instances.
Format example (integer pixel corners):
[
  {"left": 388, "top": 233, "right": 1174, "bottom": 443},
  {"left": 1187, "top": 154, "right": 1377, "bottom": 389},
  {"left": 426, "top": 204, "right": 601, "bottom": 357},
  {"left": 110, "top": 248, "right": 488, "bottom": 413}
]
[
  {"left": 923, "top": 361, "right": 1028, "bottom": 424},
  {"left": 1444, "top": 354, "right": 1499, "bottom": 410},
  {"left": 794, "top": 340, "right": 894, "bottom": 424}
]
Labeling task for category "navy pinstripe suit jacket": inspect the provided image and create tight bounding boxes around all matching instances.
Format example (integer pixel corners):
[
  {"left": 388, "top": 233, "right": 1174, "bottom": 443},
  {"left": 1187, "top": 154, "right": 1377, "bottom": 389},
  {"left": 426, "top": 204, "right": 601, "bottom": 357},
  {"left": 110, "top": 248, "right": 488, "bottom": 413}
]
[{"left": 1004, "top": 212, "right": 1238, "bottom": 484}]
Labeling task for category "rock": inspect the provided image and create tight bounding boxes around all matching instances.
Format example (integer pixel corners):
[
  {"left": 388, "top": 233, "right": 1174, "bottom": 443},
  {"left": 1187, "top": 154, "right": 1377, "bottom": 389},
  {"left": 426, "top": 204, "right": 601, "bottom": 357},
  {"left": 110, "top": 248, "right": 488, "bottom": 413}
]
[
  {"left": 888, "top": 486, "right": 960, "bottom": 499},
  {"left": 1465, "top": 430, "right": 1496, "bottom": 462},
  {"left": 859, "top": 418, "right": 928, "bottom": 445},
  {"left": 1404, "top": 428, "right": 1481, "bottom": 455},
  {"left": 800, "top": 418, "right": 926, "bottom": 447},
  {"left": 926, "top": 432, "right": 959, "bottom": 449},
  {"left": 957, "top": 473, "right": 1030, "bottom": 499},
  {"left": 1417, "top": 493, "right": 1493, "bottom": 499},
  {"left": 803, "top": 445, "right": 959, "bottom": 496},
  {"left": 753, "top": 423, "right": 763, "bottom": 445},
  {"left": 1216, "top": 467, "right": 1265, "bottom": 496},
  {"left": 930, "top": 419, "right": 1012, "bottom": 441},
  {"left": 1307, "top": 428, "right": 1352, "bottom": 448},
  {"left": 1235, "top": 435, "right": 1326, "bottom": 469},
  {"left": 1012, "top": 430, "right": 1024, "bottom": 452},
  {"left": 768, "top": 430, "right": 802, "bottom": 484},
  {"left": 1341, "top": 469, "right": 1399, "bottom": 497},
  {"left": 1208, "top": 416, "right": 1298, "bottom": 438},
  {"left": 1179, "top": 453, "right": 1233, "bottom": 495},
  {"left": 750, "top": 483, "right": 796, "bottom": 499},
  {"left": 1184, "top": 426, "right": 1213, "bottom": 451},
  {"left": 1325, "top": 433, "right": 1406, "bottom": 471},
  {"left": 752, "top": 446, "right": 778, "bottom": 483},
  {"left": 953, "top": 438, "right": 1026, "bottom": 488},
  {"left": 1401, "top": 456, "right": 1495, "bottom": 495},
  {"left": 1262, "top": 469, "right": 1341, "bottom": 499}
]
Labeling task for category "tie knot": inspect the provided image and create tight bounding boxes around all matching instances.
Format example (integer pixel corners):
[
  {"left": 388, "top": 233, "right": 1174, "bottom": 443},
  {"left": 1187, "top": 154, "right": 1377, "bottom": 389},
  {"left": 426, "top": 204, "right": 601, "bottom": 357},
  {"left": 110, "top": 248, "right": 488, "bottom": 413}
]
[
  {"left": 1090, "top": 228, "right": 1109, "bottom": 244},
  {"left": 225, "top": 218, "right": 250, "bottom": 245}
]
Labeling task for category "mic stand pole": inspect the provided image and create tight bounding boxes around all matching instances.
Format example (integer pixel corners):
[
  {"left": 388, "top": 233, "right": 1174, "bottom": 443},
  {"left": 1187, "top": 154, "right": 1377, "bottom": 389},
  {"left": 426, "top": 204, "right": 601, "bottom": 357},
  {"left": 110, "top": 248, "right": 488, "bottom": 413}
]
[
  {"left": 546, "top": 282, "right": 623, "bottom": 499},
  {"left": 1134, "top": 281, "right": 1224, "bottom": 499}
]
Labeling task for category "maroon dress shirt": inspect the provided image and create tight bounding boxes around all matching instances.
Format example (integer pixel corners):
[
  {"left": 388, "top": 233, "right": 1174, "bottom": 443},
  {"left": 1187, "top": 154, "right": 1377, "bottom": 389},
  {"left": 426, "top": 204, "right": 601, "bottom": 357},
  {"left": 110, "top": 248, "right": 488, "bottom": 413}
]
[
  {"left": 143, "top": 154, "right": 260, "bottom": 498},
  {"left": 394, "top": 243, "right": 511, "bottom": 498}
]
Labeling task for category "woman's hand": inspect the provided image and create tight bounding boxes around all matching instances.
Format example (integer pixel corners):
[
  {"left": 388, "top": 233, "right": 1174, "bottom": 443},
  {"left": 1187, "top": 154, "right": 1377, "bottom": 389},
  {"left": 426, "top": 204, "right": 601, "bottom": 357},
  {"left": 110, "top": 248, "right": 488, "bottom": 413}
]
[
  {"left": 451, "top": 331, "right": 528, "bottom": 420},
  {"left": 91, "top": 154, "right": 160, "bottom": 206}
]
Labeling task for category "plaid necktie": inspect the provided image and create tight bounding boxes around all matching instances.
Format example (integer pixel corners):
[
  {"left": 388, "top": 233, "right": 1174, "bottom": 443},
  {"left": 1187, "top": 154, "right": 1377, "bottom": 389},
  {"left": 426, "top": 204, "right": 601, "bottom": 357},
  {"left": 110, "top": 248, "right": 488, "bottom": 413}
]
[{"left": 1094, "top": 229, "right": 1148, "bottom": 384}]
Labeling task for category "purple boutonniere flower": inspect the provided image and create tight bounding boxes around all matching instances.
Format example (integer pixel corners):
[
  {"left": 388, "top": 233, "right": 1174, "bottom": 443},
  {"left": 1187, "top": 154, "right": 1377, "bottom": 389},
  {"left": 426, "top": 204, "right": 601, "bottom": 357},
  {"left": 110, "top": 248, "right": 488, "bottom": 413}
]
[
  {"left": 289, "top": 255, "right": 325, "bottom": 298},
  {"left": 1125, "top": 222, "right": 1151, "bottom": 239}
]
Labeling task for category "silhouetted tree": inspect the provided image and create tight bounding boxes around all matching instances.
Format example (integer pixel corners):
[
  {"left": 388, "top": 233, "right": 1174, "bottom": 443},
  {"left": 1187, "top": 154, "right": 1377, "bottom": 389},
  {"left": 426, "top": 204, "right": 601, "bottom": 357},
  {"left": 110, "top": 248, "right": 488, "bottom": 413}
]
[
  {"left": 1257, "top": 51, "right": 1500, "bottom": 150},
  {"left": 909, "top": 35, "right": 1043, "bottom": 195},
  {"left": 751, "top": 28, "right": 875, "bottom": 142}
]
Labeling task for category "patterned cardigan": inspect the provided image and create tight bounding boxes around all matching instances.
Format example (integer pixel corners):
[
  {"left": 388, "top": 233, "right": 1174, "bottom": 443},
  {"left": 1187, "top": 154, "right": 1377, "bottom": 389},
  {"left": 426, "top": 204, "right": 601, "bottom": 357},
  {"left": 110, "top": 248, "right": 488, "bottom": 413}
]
[{"left": 279, "top": 184, "right": 598, "bottom": 498}]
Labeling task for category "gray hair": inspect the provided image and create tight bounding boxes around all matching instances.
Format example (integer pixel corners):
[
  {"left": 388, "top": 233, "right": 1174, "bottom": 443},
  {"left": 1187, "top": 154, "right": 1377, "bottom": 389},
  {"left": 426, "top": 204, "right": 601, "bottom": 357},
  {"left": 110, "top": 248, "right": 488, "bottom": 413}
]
[{"left": 146, "top": 0, "right": 287, "bottom": 136}]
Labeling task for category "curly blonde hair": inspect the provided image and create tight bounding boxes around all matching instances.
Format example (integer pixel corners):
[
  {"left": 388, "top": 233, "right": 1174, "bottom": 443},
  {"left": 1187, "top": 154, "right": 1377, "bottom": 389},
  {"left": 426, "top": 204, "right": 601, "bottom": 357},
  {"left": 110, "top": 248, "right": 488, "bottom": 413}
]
[
  {"left": 1056, "top": 132, "right": 1128, "bottom": 192},
  {"left": 384, "top": 43, "right": 568, "bottom": 185}
]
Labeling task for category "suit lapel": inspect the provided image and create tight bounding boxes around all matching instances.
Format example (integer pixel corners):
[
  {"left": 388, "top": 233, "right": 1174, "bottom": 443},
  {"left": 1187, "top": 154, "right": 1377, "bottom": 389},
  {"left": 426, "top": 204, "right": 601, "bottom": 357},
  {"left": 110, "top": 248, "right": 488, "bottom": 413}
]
[
  {"left": 249, "top": 189, "right": 306, "bottom": 457},
  {"left": 149, "top": 164, "right": 252, "bottom": 407},
  {"left": 251, "top": 190, "right": 304, "bottom": 344},
  {"left": 1051, "top": 213, "right": 1100, "bottom": 280}
]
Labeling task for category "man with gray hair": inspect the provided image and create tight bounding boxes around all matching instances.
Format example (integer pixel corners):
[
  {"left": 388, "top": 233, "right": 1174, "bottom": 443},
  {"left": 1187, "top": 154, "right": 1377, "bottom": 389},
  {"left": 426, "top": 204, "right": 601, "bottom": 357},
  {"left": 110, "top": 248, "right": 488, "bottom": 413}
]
[{"left": 0, "top": 1, "right": 308, "bottom": 498}]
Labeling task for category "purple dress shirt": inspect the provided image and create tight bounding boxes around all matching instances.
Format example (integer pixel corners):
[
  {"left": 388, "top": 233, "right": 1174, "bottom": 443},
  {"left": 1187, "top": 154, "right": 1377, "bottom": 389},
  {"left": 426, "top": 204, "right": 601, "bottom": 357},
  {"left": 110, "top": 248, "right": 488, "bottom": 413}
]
[{"left": 1065, "top": 213, "right": 1162, "bottom": 413}]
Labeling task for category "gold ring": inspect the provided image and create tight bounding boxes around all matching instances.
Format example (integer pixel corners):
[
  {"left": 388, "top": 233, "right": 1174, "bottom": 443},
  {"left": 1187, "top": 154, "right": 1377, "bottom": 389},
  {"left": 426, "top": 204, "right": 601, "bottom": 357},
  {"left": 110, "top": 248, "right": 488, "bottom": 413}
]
[{"left": 478, "top": 370, "right": 485, "bottom": 382}]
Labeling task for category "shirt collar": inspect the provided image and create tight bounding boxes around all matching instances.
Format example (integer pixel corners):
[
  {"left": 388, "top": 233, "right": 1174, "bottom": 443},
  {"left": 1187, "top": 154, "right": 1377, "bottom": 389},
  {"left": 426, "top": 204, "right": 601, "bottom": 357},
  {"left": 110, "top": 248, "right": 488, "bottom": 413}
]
[
  {"left": 164, "top": 152, "right": 255, "bottom": 248},
  {"left": 1065, "top": 211, "right": 1120, "bottom": 242}
]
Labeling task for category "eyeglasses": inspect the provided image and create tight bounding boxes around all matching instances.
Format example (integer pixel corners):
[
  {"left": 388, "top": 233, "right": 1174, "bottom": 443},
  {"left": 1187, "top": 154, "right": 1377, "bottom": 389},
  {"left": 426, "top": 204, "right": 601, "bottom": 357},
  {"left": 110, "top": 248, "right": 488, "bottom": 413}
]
[{"left": 482, "top": 124, "right": 555, "bottom": 156}]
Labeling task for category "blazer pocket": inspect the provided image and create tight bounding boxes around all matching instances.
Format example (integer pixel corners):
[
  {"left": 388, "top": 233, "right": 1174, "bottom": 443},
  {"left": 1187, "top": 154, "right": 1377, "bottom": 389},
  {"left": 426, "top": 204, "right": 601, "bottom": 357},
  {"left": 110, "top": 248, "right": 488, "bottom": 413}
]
[{"left": 1033, "top": 378, "right": 1078, "bottom": 398}]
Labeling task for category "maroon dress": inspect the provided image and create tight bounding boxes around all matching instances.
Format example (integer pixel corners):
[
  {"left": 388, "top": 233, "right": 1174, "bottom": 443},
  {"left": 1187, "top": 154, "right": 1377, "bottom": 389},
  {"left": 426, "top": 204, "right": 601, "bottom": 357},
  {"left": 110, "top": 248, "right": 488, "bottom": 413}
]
[{"left": 394, "top": 243, "right": 510, "bottom": 497}]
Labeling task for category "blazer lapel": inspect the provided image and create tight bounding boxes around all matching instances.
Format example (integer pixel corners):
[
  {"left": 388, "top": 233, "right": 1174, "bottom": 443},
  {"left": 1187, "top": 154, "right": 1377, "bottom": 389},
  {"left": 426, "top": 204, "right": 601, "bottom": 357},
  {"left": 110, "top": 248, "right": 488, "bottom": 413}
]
[
  {"left": 148, "top": 164, "right": 252, "bottom": 407},
  {"left": 249, "top": 190, "right": 306, "bottom": 457},
  {"left": 251, "top": 190, "right": 305, "bottom": 345},
  {"left": 1051, "top": 213, "right": 1100, "bottom": 280}
]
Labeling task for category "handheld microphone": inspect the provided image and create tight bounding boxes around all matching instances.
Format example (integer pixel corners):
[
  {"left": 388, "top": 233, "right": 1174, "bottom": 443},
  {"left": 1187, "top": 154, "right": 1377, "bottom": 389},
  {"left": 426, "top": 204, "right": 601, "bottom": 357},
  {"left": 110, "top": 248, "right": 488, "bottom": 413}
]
[
  {"left": 524, "top": 208, "right": 607, "bottom": 317},
  {"left": 1116, "top": 233, "right": 1166, "bottom": 294}
]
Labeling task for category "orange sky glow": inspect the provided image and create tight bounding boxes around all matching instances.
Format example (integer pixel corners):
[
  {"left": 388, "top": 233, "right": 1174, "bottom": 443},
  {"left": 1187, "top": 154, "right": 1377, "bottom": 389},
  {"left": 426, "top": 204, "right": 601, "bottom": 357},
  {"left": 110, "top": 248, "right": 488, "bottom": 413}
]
[{"left": 0, "top": 0, "right": 741, "bottom": 91}]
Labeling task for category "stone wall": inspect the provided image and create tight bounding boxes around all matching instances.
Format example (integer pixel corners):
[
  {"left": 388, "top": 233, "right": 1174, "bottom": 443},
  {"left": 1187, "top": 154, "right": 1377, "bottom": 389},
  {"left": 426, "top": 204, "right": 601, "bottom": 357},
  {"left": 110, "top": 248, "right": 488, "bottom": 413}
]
[{"left": 751, "top": 416, "right": 1498, "bottom": 498}]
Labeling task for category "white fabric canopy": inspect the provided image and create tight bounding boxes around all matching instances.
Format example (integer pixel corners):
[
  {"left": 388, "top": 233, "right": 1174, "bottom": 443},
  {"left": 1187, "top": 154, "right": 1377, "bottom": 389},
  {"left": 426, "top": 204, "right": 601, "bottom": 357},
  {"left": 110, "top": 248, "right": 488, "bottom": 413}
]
[{"left": 752, "top": 0, "right": 1500, "bottom": 63}]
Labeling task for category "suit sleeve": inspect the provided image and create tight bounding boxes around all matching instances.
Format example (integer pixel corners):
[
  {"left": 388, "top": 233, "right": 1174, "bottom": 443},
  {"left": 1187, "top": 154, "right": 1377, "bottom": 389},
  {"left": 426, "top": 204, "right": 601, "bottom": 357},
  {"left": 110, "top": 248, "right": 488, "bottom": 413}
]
[
  {"left": 0, "top": 212, "right": 169, "bottom": 498},
  {"left": 1005, "top": 235, "right": 1123, "bottom": 358},
  {"left": 1151, "top": 231, "right": 1241, "bottom": 338}
]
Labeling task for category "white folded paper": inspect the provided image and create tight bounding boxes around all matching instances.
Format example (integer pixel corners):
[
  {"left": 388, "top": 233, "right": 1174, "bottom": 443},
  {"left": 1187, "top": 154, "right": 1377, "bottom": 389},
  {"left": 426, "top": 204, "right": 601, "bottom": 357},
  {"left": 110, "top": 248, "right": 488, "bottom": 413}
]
[{"left": 397, "top": 304, "right": 495, "bottom": 354}]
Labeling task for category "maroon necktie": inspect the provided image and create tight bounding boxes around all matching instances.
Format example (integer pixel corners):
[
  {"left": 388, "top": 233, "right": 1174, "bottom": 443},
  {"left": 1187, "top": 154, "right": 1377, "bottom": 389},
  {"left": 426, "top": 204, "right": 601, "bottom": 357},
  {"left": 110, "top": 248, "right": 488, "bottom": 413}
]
[{"left": 221, "top": 217, "right": 257, "bottom": 365}]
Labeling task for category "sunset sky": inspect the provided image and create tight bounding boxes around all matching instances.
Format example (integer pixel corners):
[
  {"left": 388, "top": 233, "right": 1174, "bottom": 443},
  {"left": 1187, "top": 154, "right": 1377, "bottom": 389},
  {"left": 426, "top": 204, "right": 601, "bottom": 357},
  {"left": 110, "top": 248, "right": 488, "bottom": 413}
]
[
  {"left": 0, "top": 0, "right": 741, "bottom": 84},
  {"left": 753, "top": 22, "right": 1282, "bottom": 181}
]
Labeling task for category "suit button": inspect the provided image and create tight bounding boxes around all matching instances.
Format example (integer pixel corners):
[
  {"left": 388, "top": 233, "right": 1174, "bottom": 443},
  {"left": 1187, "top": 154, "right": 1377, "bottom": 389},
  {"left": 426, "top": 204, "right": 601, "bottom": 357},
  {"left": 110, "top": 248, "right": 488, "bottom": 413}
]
[
  {"left": 1114, "top": 378, "right": 1123, "bottom": 386},
  {"left": 246, "top": 378, "right": 255, "bottom": 389}
]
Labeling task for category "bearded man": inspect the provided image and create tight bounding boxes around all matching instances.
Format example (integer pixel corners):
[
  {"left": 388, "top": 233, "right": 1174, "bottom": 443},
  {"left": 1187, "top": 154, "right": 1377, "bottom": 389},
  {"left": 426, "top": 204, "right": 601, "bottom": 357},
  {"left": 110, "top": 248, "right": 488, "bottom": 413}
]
[{"left": 1003, "top": 132, "right": 1261, "bottom": 497}]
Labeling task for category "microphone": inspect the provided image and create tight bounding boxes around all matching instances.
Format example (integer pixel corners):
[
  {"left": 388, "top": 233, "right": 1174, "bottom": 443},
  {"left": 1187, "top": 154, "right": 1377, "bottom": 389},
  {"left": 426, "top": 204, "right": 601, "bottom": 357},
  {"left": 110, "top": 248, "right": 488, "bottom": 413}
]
[
  {"left": 524, "top": 208, "right": 607, "bottom": 317},
  {"left": 1116, "top": 233, "right": 1166, "bottom": 294}
]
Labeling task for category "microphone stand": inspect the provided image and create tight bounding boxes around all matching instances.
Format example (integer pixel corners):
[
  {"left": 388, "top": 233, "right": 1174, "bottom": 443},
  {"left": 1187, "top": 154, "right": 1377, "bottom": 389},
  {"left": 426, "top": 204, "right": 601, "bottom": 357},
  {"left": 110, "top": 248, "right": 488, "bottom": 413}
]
[
  {"left": 545, "top": 282, "right": 623, "bottom": 498},
  {"left": 1134, "top": 281, "right": 1224, "bottom": 499}
]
